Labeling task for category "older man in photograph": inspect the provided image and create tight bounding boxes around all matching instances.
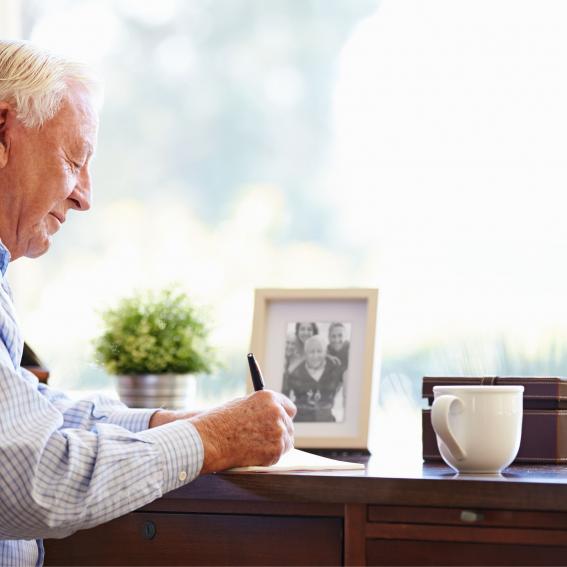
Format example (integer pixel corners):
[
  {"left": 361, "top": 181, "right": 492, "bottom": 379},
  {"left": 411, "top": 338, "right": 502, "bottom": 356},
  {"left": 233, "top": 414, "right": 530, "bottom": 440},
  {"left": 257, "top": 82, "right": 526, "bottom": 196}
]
[{"left": 0, "top": 39, "right": 295, "bottom": 566}]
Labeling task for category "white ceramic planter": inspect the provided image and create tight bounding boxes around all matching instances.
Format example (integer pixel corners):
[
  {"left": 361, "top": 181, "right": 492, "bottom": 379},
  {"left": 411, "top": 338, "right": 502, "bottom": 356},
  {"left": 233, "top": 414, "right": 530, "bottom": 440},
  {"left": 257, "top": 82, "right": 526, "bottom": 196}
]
[{"left": 115, "top": 373, "right": 196, "bottom": 410}]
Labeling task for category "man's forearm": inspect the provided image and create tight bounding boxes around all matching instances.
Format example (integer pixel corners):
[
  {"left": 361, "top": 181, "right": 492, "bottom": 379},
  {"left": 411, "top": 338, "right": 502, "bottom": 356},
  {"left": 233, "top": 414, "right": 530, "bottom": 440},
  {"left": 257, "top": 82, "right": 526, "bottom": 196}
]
[{"left": 149, "top": 409, "right": 201, "bottom": 428}]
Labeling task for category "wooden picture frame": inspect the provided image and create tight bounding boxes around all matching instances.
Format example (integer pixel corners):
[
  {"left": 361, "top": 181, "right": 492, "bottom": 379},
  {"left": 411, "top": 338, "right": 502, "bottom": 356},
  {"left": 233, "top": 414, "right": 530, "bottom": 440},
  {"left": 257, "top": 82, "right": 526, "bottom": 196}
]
[{"left": 249, "top": 288, "right": 379, "bottom": 450}]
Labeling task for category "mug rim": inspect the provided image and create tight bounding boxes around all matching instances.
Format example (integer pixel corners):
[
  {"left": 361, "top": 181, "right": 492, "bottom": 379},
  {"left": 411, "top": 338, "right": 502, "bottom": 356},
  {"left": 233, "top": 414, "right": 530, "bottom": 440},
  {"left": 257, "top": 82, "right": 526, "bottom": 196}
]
[{"left": 433, "top": 385, "right": 524, "bottom": 393}]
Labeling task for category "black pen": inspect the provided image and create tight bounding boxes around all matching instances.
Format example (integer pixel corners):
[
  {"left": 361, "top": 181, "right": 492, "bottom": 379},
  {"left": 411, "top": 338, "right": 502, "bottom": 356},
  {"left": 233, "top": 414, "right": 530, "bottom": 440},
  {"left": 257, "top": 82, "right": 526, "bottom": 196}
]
[{"left": 247, "top": 353, "right": 265, "bottom": 391}]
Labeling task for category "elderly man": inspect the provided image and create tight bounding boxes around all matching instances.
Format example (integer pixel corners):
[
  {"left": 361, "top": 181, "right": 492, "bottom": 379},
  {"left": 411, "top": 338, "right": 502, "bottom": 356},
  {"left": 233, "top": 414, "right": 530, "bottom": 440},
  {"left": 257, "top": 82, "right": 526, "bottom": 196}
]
[{"left": 0, "top": 40, "right": 296, "bottom": 566}]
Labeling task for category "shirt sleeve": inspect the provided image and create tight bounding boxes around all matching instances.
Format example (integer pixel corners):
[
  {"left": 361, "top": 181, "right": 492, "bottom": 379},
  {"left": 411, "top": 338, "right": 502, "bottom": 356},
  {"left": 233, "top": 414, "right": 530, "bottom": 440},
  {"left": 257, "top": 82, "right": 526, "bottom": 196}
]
[
  {"left": 0, "top": 356, "right": 204, "bottom": 541},
  {"left": 31, "top": 371, "right": 157, "bottom": 433}
]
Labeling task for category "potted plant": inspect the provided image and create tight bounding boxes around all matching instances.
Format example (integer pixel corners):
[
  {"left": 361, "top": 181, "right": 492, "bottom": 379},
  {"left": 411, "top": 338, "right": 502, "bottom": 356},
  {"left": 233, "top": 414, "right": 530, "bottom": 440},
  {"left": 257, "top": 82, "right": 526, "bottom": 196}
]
[{"left": 94, "top": 288, "right": 215, "bottom": 409}]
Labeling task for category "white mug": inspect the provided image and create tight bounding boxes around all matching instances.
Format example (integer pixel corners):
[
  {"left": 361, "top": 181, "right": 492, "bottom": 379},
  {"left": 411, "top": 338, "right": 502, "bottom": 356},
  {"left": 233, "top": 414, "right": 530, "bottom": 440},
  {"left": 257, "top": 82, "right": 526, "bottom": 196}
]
[{"left": 431, "top": 385, "right": 524, "bottom": 473}]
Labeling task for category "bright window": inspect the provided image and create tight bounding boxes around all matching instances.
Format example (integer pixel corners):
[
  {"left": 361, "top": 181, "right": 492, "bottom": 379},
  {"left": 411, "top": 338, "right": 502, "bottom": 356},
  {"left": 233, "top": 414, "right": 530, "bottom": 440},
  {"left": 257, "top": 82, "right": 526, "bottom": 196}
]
[{"left": 9, "top": 1, "right": 567, "bottom": 442}]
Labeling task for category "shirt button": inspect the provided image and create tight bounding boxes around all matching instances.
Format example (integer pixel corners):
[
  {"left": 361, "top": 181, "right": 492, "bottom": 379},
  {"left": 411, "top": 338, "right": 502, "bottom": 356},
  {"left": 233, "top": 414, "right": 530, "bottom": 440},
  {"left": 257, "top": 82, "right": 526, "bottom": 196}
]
[{"left": 178, "top": 470, "right": 188, "bottom": 482}]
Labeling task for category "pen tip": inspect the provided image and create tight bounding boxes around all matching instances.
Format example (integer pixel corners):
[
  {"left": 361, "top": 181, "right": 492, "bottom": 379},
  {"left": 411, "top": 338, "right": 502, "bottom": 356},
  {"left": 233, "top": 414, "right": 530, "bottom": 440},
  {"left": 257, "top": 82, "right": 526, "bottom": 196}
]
[{"left": 247, "top": 352, "right": 254, "bottom": 358}]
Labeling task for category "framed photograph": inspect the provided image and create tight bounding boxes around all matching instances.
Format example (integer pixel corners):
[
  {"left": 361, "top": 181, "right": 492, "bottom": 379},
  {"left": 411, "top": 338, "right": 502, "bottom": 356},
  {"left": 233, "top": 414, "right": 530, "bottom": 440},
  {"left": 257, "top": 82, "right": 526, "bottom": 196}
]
[{"left": 249, "top": 288, "right": 379, "bottom": 450}]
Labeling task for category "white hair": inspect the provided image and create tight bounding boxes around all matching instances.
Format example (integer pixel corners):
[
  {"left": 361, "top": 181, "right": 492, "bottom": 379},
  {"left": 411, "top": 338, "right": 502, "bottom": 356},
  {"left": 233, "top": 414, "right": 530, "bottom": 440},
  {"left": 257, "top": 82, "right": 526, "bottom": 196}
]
[
  {"left": 0, "top": 40, "right": 102, "bottom": 128},
  {"left": 304, "top": 335, "right": 327, "bottom": 352}
]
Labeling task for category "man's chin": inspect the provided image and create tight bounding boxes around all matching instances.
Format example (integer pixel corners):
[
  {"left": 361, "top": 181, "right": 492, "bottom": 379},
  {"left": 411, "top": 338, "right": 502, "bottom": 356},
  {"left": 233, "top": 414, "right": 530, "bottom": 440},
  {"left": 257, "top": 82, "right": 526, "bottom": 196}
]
[{"left": 25, "top": 236, "right": 52, "bottom": 259}]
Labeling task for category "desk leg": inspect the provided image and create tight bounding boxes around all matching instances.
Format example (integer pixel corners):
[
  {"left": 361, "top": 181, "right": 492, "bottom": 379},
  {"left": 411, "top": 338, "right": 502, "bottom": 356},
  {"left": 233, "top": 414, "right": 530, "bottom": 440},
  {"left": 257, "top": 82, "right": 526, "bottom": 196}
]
[{"left": 344, "top": 504, "right": 366, "bottom": 566}]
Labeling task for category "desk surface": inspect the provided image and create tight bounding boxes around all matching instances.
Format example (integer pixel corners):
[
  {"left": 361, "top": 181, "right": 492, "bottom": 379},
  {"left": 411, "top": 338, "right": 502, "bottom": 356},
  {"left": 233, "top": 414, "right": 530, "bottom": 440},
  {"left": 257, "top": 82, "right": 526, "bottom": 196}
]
[{"left": 150, "top": 458, "right": 567, "bottom": 514}]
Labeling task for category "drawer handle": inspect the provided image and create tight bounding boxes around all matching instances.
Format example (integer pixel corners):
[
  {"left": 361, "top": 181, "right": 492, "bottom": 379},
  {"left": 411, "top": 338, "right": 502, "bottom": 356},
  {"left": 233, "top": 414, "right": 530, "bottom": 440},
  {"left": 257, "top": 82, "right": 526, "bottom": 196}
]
[
  {"left": 460, "top": 510, "right": 484, "bottom": 523},
  {"left": 142, "top": 521, "right": 157, "bottom": 540}
]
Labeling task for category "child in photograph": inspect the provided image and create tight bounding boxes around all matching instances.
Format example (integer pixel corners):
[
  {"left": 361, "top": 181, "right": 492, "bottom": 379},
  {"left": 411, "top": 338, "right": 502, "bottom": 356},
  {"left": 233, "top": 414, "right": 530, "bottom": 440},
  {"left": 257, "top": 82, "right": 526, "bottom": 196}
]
[
  {"left": 327, "top": 322, "right": 350, "bottom": 371},
  {"left": 285, "top": 335, "right": 344, "bottom": 422}
]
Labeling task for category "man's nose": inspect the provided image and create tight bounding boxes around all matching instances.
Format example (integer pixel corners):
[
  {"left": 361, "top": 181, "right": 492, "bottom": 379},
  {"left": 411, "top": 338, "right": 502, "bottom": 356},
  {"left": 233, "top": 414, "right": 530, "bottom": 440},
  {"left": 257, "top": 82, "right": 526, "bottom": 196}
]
[{"left": 69, "top": 167, "right": 92, "bottom": 211}]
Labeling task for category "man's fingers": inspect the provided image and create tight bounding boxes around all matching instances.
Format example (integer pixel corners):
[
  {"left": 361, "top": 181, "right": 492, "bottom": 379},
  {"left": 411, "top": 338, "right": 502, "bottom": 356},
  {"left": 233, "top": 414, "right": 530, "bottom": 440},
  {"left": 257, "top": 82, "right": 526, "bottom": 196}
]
[
  {"left": 281, "top": 410, "right": 295, "bottom": 438},
  {"left": 278, "top": 394, "right": 297, "bottom": 418},
  {"left": 275, "top": 420, "right": 293, "bottom": 458},
  {"left": 283, "top": 431, "right": 294, "bottom": 454},
  {"left": 257, "top": 389, "right": 296, "bottom": 418}
]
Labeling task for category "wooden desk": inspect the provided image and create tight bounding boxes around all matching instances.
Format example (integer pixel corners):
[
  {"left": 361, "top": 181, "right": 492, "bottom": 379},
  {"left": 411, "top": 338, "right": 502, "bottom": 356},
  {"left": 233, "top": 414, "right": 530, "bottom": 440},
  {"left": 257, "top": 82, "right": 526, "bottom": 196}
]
[{"left": 44, "top": 458, "right": 567, "bottom": 566}]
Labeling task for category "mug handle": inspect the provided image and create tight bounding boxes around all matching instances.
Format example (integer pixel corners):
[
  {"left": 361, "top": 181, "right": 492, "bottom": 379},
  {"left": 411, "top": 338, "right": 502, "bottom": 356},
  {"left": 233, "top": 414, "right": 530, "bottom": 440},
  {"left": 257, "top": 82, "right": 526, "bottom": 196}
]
[{"left": 431, "top": 395, "right": 467, "bottom": 461}]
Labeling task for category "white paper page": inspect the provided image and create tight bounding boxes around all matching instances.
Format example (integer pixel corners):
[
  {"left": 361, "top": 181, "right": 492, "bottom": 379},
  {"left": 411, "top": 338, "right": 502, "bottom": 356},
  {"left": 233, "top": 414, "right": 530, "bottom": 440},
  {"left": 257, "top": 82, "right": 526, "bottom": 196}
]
[{"left": 226, "top": 448, "right": 365, "bottom": 473}]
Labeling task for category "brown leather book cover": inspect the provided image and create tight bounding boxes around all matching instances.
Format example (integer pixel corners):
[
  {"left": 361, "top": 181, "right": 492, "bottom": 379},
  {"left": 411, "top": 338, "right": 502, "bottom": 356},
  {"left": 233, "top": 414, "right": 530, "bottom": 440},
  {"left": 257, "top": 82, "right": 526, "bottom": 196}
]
[{"left": 423, "top": 408, "right": 567, "bottom": 464}]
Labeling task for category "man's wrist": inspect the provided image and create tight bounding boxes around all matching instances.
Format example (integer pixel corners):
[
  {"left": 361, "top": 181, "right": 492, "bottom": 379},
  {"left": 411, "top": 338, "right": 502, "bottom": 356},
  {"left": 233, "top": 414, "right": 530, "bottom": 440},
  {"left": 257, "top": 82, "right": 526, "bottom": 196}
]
[
  {"left": 149, "top": 410, "right": 176, "bottom": 428},
  {"left": 149, "top": 409, "right": 201, "bottom": 428},
  {"left": 137, "top": 420, "right": 205, "bottom": 487}
]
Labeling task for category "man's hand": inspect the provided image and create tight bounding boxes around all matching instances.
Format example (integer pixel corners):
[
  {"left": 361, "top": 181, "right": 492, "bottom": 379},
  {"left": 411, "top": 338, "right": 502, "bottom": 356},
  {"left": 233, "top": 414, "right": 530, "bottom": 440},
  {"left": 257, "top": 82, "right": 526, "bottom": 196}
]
[{"left": 189, "top": 390, "right": 296, "bottom": 474}]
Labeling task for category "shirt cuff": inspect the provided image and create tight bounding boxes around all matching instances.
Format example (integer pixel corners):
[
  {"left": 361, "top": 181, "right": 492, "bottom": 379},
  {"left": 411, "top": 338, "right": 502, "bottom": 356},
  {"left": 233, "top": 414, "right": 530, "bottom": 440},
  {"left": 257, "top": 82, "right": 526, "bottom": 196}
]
[
  {"left": 104, "top": 407, "right": 157, "bottom": 433},
  {"left": 136, "top": 420, "right": 204, "bottom": 493}
]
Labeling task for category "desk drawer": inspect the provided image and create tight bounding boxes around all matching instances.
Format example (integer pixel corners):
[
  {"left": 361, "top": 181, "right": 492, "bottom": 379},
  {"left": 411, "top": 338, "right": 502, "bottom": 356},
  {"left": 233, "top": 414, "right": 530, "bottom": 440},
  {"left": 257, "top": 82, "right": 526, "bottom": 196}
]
[
  {"left": 368, "top": 505, "right": 567, "bottom": 529},
  {"left": 366, "top": 539, "right": 567, "bottom": 566},
  {"left": 365, "top": 506, "right": 567, "bottom": 566},
  {"left": 45, "top": 511, "right": 343, "bottom": 566}
]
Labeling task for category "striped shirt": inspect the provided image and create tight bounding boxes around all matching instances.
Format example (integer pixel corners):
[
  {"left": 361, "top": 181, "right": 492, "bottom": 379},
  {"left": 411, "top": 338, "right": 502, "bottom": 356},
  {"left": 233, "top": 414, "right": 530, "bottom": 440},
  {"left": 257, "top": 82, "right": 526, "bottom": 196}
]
[{"left": 0, "top": 242, "right": 204, "bottom": 566}]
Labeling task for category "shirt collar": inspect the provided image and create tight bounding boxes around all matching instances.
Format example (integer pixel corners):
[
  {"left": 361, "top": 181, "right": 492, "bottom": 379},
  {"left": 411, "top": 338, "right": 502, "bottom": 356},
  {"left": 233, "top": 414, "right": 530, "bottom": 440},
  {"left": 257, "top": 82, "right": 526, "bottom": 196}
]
[{"left": 0, "top": 240, "right": 10, "bottom": 276}]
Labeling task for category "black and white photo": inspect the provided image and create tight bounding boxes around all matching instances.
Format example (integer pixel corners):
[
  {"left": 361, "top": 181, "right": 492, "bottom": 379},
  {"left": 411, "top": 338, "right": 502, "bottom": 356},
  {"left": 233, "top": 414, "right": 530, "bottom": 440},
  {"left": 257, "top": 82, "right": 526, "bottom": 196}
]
[{"left": 281, "top": 321, "right": 351, "bottom": 422}]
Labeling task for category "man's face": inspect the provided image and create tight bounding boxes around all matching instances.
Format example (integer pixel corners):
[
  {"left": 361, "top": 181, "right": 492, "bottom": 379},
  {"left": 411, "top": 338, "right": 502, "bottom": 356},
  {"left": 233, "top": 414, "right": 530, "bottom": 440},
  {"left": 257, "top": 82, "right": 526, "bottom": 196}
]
[
  {"left": 305, "top": 340, "right": 325, "bottom": 370},
  {"left": 297, "top": 323, "right": 315, "bottom": 344},
  {"left": 285, "top": 336, "right": 297, "bottom": 358},
  {"left": 0, "top": 84, "right": 98, "bottom": 259},
  {"left": 329, "top": 326, "right": 345, "bottom": 352}
]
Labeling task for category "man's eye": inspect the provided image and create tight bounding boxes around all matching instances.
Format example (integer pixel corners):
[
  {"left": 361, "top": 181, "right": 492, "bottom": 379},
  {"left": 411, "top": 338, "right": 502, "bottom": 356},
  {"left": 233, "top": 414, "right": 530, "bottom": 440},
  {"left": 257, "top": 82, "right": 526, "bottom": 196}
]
[{"left": 67, "top": 160, "right": 81, "bottom": 172}]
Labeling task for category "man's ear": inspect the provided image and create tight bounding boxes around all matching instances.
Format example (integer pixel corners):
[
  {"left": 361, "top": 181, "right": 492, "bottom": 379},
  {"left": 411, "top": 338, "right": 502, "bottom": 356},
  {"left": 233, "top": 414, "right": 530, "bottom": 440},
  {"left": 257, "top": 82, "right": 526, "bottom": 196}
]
[{"left": 0, "top": 102, "right": 12, "bottom": 169}]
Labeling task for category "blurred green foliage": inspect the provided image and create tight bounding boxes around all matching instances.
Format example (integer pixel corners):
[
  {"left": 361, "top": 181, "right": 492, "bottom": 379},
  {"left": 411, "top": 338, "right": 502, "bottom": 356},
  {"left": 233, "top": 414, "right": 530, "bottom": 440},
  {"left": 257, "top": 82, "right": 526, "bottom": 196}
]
[
  {"left": 22, "top": 0, "right": 380, "bottom": 394},
  {"left": 25, "top": 0, "right": 379, "bottom": 239}
]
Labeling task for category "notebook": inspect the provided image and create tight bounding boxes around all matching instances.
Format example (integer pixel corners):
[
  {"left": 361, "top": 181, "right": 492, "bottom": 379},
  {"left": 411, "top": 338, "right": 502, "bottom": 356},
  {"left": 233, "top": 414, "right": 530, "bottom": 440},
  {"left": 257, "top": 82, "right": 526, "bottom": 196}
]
[{"left": 226, "top": 448, "right": 366, "bottom": 473}]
